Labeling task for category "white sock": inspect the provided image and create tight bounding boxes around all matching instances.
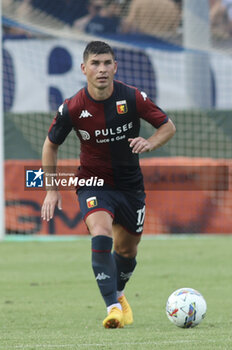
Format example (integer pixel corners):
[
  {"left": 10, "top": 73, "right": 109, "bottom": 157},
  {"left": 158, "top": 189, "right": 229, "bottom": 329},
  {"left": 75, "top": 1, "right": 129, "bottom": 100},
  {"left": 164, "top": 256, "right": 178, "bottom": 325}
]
[
  {"left": 107, "top": 302, "right": 122, "bottom": 314},
  {"left": 117, "top": 290, "right": 124, "bottom": 299}
]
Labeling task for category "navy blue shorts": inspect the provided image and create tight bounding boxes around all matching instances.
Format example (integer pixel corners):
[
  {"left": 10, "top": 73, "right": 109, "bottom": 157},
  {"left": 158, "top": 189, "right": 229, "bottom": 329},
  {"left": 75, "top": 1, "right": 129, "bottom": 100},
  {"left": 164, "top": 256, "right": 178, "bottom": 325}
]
[{"left": 77, "top": 185, "right": 146, "bottom": 235}]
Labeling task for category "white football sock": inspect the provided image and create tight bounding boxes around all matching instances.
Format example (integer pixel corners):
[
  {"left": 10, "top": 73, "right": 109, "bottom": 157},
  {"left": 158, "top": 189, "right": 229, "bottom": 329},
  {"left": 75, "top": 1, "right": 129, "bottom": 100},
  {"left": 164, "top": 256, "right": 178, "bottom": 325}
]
[{"left": 107, "top": 302, "right": 122, "bottom": 314}]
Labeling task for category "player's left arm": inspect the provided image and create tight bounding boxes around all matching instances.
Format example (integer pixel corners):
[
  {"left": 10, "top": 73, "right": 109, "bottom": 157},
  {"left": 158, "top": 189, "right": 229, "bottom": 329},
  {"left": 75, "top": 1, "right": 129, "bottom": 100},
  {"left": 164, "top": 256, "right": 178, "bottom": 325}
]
[
  {"left": 128, "top": 89, "right": 176, "bottom": 154},
  {"left": 128, "top": 119, "right": 176, "bottom": 154}
]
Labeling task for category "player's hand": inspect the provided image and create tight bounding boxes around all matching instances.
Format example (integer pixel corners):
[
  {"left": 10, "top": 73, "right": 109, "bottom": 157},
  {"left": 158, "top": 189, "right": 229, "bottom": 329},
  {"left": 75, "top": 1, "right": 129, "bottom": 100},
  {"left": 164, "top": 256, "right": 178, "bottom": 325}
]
[
  {"left": 128, "top": 137, "right": 152, "bottom": 154},
  {"left": 41, "top": 191, "right": 62, "bottom": 221}
]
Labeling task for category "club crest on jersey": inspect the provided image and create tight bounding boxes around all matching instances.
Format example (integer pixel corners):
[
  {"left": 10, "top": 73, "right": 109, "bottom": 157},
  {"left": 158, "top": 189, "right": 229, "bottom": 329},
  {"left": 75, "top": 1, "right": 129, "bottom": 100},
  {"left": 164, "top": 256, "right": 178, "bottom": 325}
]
[
  {"left": 86, "top": 196, "right": 98, "bottom": 208},
  {"left": 116, "top": 100, "right": 128, "bottom": 115}
]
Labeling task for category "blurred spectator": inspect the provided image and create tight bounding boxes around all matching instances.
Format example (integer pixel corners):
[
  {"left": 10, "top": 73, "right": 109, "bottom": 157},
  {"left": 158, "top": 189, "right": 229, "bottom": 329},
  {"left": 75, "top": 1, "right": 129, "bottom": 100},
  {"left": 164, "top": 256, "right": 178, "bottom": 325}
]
[
  {"left": 122, "top": 0, "right": 181, "bottom": 37},
  {"left": 11, "top": 0, "right": 33, "bottom": 20},
  {"left": 16, "top": 0, "right": 89, "bottom": 26},
  {"left": 73, "top": 0, "right": 105, "bottom": 31},
  {"left": 173, "top": 0, "right": 182, "bottom": 5},
  {"left": 3, "top": 24, "right": 33, "bottom": 37},
  {"left": 85, "top": 0, "right": 121, "bottom": 34},
  {"left": 210, "top": 0, "right": 232, "bottom": 37},
  {"left": 119, "top": 0, "right": 132, "bottom": 14},
  {"left": 3, "top": 0, "right": 33, "bottom": 37}
]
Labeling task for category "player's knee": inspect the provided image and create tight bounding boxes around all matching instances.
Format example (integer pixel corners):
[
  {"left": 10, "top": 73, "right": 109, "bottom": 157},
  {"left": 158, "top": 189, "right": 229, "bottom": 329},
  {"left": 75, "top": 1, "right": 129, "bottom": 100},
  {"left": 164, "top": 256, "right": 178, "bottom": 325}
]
[
  {"left": 88, "top": 223, "right": 112, "bottom": 237},
  {"left": 115, "top": 245, "right": 138, "bottom": 259}
]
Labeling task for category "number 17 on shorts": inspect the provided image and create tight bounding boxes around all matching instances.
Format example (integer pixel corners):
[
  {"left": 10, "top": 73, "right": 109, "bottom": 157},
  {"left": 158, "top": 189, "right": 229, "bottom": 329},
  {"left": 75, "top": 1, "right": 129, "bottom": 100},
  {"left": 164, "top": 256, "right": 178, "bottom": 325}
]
[{"left": 136, "top": 205, "right": 145, "bottom": 233}]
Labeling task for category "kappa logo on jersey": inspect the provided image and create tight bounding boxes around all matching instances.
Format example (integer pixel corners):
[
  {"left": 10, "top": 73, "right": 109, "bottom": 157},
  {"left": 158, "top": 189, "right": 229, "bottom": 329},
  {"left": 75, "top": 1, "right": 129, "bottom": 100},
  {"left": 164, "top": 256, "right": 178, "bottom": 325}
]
[
  {"left": 78, "top": 129, "right": 90, "bottom": 140},
  {"left": 116, "top": 100, "right": 128, "bottom": 114},
  {"left": 86, "top": 196, "right": 98, "bottom": 208},
  {"left": 79, "top": 110, "right": 93, "bottom": 118},
  {"left": 58, "top": 104, "right": 64, "bottom": 115},
  {"left": 141, "top": 91, "right": 147, "bottom": 101}
]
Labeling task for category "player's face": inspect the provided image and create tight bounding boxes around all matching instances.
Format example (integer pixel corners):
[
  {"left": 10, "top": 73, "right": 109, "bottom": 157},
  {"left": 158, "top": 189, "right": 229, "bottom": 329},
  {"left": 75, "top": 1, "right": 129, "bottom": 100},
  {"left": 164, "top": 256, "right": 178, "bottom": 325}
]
[{"left": 81, "top": 53, "right": 117, "bottom": 93}]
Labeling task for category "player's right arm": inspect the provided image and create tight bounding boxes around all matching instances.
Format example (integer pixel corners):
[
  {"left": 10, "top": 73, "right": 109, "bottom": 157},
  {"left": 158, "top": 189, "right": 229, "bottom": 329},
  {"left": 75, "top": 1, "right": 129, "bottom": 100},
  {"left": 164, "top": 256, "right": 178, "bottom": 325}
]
[
  {"left": 41, "top": 137, "right": 62, "bottom": 222},
  {"left": 41, "top": 102, "right": 73, "bottom": 221}
]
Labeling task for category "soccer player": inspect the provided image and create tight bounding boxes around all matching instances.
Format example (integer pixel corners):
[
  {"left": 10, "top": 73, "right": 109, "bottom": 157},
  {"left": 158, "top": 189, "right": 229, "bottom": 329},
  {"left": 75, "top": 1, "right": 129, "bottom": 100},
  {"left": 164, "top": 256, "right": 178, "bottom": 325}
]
[{"left": 41, "top": 41, "right": 176, "bottom": 328}]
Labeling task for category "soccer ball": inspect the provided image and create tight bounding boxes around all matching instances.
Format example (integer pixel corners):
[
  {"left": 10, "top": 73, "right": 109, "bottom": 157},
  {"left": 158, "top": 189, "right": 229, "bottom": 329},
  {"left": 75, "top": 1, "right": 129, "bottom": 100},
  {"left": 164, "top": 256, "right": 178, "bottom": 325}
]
[{"left": 166, "top": 287, "right": 207, "bottom": 328}]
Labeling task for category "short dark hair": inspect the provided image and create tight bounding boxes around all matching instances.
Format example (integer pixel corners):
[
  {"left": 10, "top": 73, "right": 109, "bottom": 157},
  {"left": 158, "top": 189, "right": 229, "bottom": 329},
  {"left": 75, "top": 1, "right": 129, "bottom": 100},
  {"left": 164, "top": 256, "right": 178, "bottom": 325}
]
[{"left": 83, "top": 41, "right": 115, "bottom": 62}]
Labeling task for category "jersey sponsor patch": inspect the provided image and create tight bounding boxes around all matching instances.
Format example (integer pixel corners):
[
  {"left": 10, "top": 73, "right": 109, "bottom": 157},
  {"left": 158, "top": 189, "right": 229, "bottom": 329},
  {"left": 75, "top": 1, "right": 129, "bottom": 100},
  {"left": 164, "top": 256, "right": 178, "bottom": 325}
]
[
  {"left": 78, "top": 129, "right": 90, "bottom": 140},
  {"left": 86, "top": 196, "right": 98, "bottom": 208},
  {"left": 116, "top": 100, "right": 128, "bottom": 114}
]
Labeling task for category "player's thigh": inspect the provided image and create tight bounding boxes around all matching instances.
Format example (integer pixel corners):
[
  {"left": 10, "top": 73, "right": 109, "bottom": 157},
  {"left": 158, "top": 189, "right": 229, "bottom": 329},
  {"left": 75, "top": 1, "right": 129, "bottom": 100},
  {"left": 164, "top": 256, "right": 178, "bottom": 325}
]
[
  {"left": 113, "top": 223, "right": 141, "bottom": 258},
  {"left": 77, "top": 186, "right": 114, "bottom": 237},
  {"left": 86, "top": 211, "right": 113, "bottom": 237},
  {"left": 114, "top": 190, "right": 146, "bottom": 235}
]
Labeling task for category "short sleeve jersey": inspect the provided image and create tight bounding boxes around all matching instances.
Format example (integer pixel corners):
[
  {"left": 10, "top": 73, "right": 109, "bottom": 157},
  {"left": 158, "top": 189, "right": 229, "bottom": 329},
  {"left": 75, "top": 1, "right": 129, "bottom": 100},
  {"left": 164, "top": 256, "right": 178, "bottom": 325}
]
[{"left": 48, "top": 80, "right": 168, "bottom": 190}]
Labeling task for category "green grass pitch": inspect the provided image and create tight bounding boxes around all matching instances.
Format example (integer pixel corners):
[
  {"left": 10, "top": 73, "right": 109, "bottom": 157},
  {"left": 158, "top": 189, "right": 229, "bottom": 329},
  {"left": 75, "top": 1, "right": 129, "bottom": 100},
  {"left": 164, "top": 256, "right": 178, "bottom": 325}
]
[{"left": 0, "top": 235, "right": 232, "bottom": 350}]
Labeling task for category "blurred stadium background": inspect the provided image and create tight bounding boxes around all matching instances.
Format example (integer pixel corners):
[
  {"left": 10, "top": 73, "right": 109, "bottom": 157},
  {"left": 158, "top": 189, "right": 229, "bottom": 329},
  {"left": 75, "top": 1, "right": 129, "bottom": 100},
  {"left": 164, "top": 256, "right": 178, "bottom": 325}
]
[{"left": 2, "top": 0, "right": 232, "bottom": 236}]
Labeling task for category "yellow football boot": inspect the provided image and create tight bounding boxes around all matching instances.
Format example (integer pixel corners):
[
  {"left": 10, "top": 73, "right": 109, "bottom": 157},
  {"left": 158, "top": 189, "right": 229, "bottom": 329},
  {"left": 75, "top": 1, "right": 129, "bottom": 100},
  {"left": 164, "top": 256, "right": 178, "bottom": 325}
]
[
  {"left": 103, "top": 307, "right": 124, "bottom": 328},
  {"left": 118, "top": 295, "right": 133, "bottom": 325}
]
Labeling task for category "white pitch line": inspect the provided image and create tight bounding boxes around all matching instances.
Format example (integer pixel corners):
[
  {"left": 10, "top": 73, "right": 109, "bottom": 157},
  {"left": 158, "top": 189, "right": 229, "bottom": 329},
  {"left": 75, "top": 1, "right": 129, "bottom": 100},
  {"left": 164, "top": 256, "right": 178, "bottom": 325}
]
[
  {"left": 0, "top": 339, "right": 216, "bottom": 349},
  {"left": 4, "top": 233, "right": 232, "bottom": 242}
]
